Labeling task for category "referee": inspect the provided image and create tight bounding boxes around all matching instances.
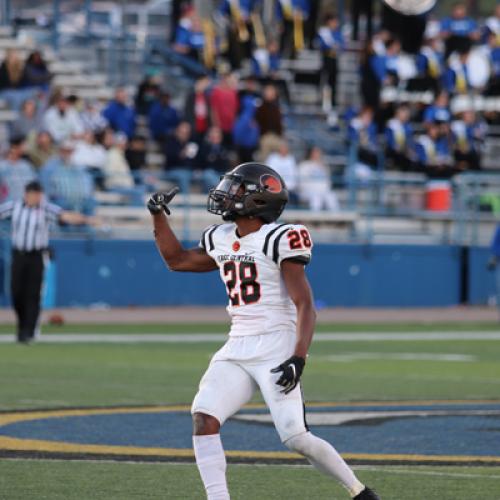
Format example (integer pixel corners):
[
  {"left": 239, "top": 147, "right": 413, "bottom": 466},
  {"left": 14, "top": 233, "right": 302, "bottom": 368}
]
[{"left": 0, "top": 181, "right": 92, "bottom": 343}]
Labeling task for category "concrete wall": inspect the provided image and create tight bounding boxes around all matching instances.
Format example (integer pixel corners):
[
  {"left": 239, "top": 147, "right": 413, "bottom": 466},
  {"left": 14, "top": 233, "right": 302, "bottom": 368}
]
[{"left": 1, "top": 239, "right": 485, "bottom": 308}]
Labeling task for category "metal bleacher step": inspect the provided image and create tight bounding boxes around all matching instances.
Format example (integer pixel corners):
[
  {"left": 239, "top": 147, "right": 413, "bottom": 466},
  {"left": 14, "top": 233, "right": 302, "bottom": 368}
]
[
  {"left": 53, "top": 74, "right": 108, "bottom": 88},
  {"left": 0, "top": 26, "right": 13, "bottom": 38}
]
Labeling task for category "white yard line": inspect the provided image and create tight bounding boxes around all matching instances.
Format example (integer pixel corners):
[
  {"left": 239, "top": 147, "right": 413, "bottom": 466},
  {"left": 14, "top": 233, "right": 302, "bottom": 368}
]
[
  {"left": 355, "top": 466, "right": 500, "bottom": 480},
  {"left": 317, "top": 353, "right": 477, "bottom": 362},
  {"left": 1, "top": 458, "right": 500, "bottom": 479},
  {"left": 1, "top": 331, "right": 500, "bottom": 343}
]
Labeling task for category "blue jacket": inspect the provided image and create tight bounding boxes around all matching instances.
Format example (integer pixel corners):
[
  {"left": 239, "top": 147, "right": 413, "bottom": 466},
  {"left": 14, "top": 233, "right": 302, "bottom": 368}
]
[
  {"left": 416, "top": 48, "right": 444, "bottom": 78},
  {"left": 423, "top": 105, "right": 451, "bottom": 123},
  {"left": 102, "top": 101, "right": 136, "bottom": 139},
  {"left": 174, "top": 25, "right": 205, "bottom": 50},
  {"left": 275, "top": 0, "right": 310, "bottom": 21},
  {"left": 370, "top": 54, "right": 398, "bottom": 84},
  {"left": 219, "top": 0, "right": 261, "bottom": 18},
  {"left": 414, "top": 135, "right": 451, "bottom": 165},
  {"left": 348, "top": 118, "right": 378, "bottom": 151},
  {"left": 443, "top": 62, "right": 471, "bottom": 94},
  {"left": 233, "top": 97, "right": 260, "bottom": 148},
  {"left": 441, "top": 17, "right": 477, "bottom": 37},
  {"left": 148, "top": 102, "right": 180, "bottom": 140},
  {"left": 451, "top": 120, "right": 486, "bottom": 154},
  {"left": 316, "top": 26, "right": 344, "bottom": 53},
  {"left": 491, "top": 47, "right": 500, "bottom": 77},
  {"left": 385, "top": 120, "right": 414, "bottom": 152},
  {"left": 250, "top": 52, "right": 280, "bottom": 76}
]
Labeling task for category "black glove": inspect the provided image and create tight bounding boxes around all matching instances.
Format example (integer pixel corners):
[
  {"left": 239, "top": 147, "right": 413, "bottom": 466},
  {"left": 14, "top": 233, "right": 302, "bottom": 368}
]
[
  {"left": 270, "top": 355, "right": 305, "bottom": 394},
  {"left": 487, "top": 256, "right": 497, "bottom": 271},
  {"left": 147, "top": 187, "right": 180, "bottom": 215}
]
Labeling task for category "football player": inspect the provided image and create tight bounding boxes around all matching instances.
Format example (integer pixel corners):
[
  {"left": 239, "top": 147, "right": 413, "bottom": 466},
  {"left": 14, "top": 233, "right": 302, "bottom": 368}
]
[{"left": 148, "top": 162, "right": 380, "bottom": 500}]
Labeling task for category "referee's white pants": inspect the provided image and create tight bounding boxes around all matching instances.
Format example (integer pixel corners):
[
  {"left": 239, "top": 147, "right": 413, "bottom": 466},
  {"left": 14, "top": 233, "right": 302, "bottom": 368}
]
[{"left": 191, "top": 331, "right": 307, "bottom": 442}]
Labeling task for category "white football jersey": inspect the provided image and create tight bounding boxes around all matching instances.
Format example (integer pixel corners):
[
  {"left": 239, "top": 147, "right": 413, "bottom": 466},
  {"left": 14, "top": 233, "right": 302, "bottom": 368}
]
[{"left": 199, "top": 222, "right": 313, "bottom": 337}]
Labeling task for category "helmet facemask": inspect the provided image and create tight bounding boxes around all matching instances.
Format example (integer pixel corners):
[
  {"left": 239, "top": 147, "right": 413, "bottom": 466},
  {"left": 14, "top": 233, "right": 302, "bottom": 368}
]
[
  {"left": 207, "top": 164, "right": 289, "bottom": 223},
  {"left": 208, "top": 174, "right": 247, "bottom": 221}
]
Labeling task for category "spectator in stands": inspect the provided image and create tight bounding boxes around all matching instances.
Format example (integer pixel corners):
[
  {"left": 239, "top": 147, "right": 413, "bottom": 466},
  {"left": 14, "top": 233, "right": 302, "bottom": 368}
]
[
  {"left": 218, "top": 0, "right": 260, "bottom": 69},
  {"left": 316, "top": 13, "right": 345, "bottom": 111},
  {"left": 164, "top": 120, "right": 197, "bottom": 172},
  {"left": 250, "top": 40, "right": 290, "bottom": 104},
  {"left": 484, "top": 4, "right": 500, "bottom": 42},
  {"left": 72, "top": 130, "right": 108, "bottom": 189},
  {"left": 102, "top": 132, "right": 144, "bottom": 205},
  {"left": 195, "top": 126, "right": 230, "bottom": 173},
  {"left": 251, "top": 39, "right": 281, "bottom": 79},
  {"left": 351, "top": 0, "right": 374, "bottom": 41},
  {"left": 451, "top": 109, "right": 486, "bottom": 171},
  {"left": 255, "top": 84, "right": 283, "bottom": 137},
  {"left": 174, "top": 7, "right": 206, "bottom": 64},
  {"left": 0, "top": 49, "right": 29, "bottom": 110},
  {"left": 385, "top": 104, "right": 415, "bottom": 171},
  {"left": 423, "top": 91, "right": 451, "bottom": 126},
  {"left": 276, "top": 0, "right": 310, "bottom": 58},
  {"left": 40, "top": 140, "right": 95, "bottom": 214},
  {"left": 184, "top": 75, "right": 212, "bottom": 143},
  {"left": 348, "top": 107, "right": 379, "bottom": 170},
  {"left": 22, "top": 50, "right": 51, "bottom": 90},
  {"left": 484, "top": 33, "right": 500, "bottom": 96},
  {"left": 135, "top": 72, "right": 161, "bottom": 116},
  {"left": 0, "top": 49, "right": 24, "bottom": 90},
  {"left": 125, "top": 135, "right": 147, "bottom": 183},
  {"left": 266, "top": 140, "right": 299, "bottom": 204},
  {"left": 42, "top": 94, "right": 84, "bottom": 144},
  {"left": 165, "top": 120, "right": 221, "bottom": 193},
  {"left": 370, "top": 37, "right": 402, "bottom": 87},
  {"left": 233, "top": 95, "right": 260, "bottom": 163},
  {"left": 148, "top": 91, "right": 180, "bottom": 143},
  {"left": 104, "top": 133, "right": 134, "bottom": 189},
  {"left": 102, "top": 88, "right": 136, "bottom": 139},
  {"left": 210, "top": 70, "right": 239, "bottom": 147},
  {"left": 0, "top": 137, "right": 36, "bottom": 202},
  {"left": 298, "top": 145, "right": 339, "bottom": 212},
  {"left": 443, "top": 48, "right": 472, "bottom": 95},
  {"left": 80, "top": 99, "right": 108, "bottom": 133},
  {"left": 414, "top": 122, "right": 455, "bottom": 178},
  {"left": 238, "top": 76, "right": 261, "bottom": 103},
  {"left": 360, "top": 37, "right": 402, "bottom": 110},
  {"left": 441, "top": 3, "right": 479, "bottom": 59},
  {"left": 10, "top": 98, "right": 40, "bottom": 141},
  {"left": 26, "top": 130, "right": 56, "bottom": 169},
  {"left": 360, "top": 41, "right": 381, "bottom": 109},
  {"left": 415, "top": 35, "right": 445, "bottom": 93}
]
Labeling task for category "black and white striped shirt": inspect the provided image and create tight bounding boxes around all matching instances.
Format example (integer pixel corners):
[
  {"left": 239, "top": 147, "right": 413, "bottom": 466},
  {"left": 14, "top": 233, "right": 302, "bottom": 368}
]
[{"left": 0, "top": 200, "right": 62, "bottom": 251}]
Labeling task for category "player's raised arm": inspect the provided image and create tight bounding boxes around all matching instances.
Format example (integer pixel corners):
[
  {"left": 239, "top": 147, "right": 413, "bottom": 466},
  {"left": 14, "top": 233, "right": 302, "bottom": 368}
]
[{"left": 147, "top": 188, "right": 218, "bottom": 273}]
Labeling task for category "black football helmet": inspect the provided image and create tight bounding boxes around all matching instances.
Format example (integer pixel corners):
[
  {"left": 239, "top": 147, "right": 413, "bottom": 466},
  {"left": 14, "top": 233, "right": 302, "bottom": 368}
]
[{"left": 207, "top": 163, "right": 289, "bottom": 223}]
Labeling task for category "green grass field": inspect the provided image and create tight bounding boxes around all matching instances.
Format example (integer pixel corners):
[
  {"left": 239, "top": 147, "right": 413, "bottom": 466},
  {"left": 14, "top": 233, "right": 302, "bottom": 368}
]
[{"left": 1, "top": 322, "right": 500, "bottom": 499}]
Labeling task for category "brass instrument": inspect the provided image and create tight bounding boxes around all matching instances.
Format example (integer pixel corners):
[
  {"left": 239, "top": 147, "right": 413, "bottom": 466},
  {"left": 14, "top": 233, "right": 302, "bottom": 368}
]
[
  {"left": 293, "top": 9, "right": 304, "bottom": 52},
  {"left": 202, "top": 19, "right": 216, "bottom": 69},
  {"left": 230, "top": 0, "right": 250, "bottom": 42},
  {"left": 251, "top": 12, "right": 266, "bottom": 49},
  {"left": 382, "top": 0, "right": 436, "bottom": 15}
]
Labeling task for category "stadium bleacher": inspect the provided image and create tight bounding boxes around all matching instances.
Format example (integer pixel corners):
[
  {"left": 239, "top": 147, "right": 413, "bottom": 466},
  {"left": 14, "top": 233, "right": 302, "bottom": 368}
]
[{"left": 0, "top": 0, "right": 496, "bottom": 248}]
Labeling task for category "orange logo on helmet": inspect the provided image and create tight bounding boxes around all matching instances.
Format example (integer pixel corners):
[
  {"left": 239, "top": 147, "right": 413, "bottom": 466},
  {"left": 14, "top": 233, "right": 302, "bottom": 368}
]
[{"left": 260, "top": 174, "right": 282, "bottom": 193}]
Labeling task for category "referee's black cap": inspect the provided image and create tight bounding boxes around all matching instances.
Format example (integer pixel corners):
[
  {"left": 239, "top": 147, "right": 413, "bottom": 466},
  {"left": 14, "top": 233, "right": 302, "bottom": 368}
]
[{"left": 25, "top": 181, "right": 43, "bottom": 193}]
